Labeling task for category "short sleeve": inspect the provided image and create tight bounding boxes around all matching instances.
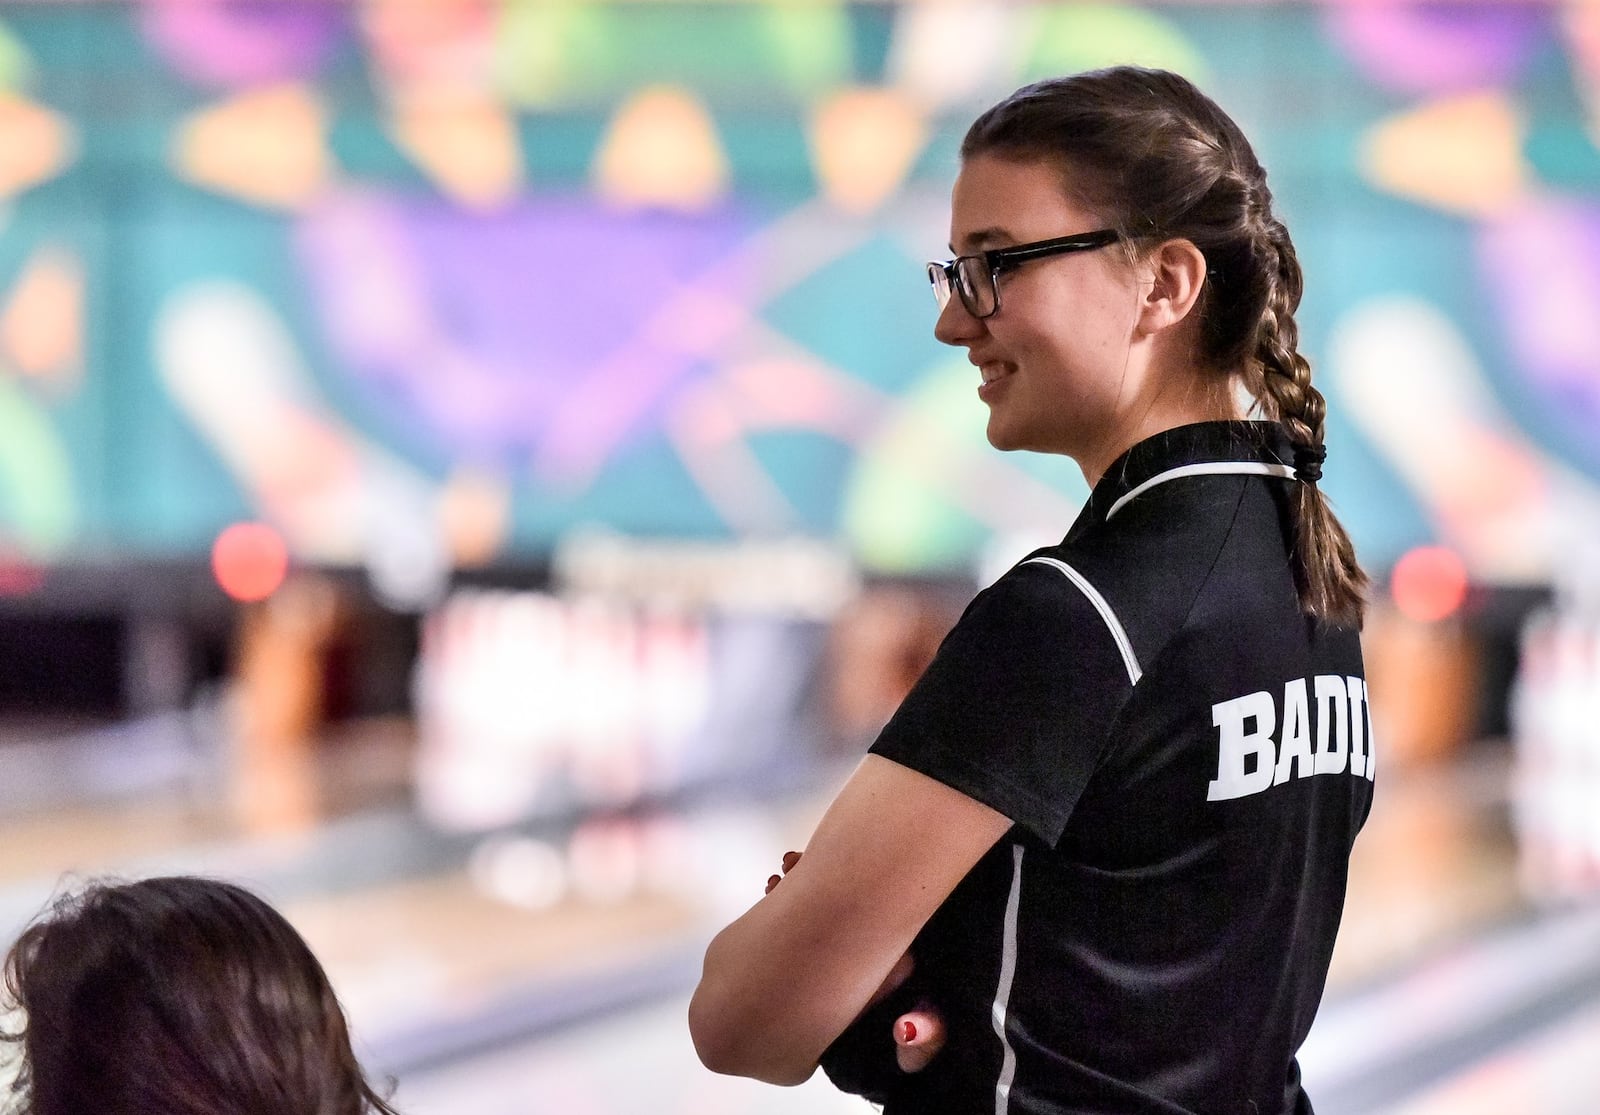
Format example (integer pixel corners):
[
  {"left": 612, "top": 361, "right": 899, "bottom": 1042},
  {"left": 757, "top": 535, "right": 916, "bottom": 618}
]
[{"left": 868, "top": 560, "right": 1135, "bottom": 845}]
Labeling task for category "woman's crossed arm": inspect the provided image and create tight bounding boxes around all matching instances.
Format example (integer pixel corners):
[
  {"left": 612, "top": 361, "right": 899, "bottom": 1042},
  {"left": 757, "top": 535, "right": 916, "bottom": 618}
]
[{"left": 688, "top": 754, "right": 1012, "bottom": 1085}]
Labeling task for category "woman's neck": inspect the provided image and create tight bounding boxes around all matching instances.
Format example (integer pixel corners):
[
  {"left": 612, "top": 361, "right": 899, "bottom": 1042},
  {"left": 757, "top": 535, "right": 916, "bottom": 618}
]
[{"left": 1076, "top": 370, "right": 1243, "bottom": 487}]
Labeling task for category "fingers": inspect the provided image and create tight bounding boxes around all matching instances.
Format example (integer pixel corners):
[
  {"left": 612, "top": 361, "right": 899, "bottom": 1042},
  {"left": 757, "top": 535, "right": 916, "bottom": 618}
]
[
  {"left": 894, "top": 1004, "right": 946, "bottom": 1074},
  {"left": 763, "top": 851, "right": 803, "bottom": 895}
]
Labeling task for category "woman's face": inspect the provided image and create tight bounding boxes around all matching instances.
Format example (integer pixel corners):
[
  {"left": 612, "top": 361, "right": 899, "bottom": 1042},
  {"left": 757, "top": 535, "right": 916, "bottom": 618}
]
[{"left": 935, "top": 153, "right": 1149, "bottom": 469}]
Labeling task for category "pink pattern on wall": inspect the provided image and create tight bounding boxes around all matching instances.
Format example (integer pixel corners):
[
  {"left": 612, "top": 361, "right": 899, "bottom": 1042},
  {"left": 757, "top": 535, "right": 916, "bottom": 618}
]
[{"left": 142, "top": 0, "right": 346, "bottom": 89}]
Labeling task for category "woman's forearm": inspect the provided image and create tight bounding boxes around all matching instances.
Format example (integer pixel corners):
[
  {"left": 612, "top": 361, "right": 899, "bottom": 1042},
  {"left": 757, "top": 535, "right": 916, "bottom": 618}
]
[
  {"left": 689, "top": 873, "right": 903, "bottom": 1083},
  {"left": 687, "top": 757, "right": 1011, "bottom": 1083}
]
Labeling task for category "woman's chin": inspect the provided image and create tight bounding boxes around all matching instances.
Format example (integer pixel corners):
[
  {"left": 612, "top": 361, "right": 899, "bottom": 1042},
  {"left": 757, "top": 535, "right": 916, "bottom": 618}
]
[{"left": 984, "top": 419, "right": 1029, "bottom": 453}]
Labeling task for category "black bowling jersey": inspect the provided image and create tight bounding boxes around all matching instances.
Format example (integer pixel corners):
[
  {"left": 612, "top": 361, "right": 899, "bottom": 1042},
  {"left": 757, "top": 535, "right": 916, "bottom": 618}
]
[{"left": 867, "top": 421, "right": 1373, "bottom": 1115}]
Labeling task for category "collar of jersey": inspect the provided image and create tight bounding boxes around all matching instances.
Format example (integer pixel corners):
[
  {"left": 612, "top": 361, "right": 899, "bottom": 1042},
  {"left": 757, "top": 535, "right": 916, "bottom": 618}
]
[{"left": 1083, "top": 420, "right": 1296, "bottom": 524}]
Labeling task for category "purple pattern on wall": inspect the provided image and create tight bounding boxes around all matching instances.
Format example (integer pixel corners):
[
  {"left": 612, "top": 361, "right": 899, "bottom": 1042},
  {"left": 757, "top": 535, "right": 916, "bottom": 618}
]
[
  {"left": 142, "top": 0, "right": 347, "bottom": 89},
  {"left": 1325, "top": 5, "right": 1545, "bottom": 95},
  {"left": 1479, "top": 199, "right": 1600, "bottom": 439},
  {"left": 295, "top": 191, "right": 757, "bottom": 484}
]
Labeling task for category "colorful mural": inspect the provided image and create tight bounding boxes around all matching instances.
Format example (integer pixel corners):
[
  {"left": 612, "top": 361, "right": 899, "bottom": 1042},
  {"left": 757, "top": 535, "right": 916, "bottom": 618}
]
[{"left": 0, "top": 1, "right": 1596, "bottom": 598}]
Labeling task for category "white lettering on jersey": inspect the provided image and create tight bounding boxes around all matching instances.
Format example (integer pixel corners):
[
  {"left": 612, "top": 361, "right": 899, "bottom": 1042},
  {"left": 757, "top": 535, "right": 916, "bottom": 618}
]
[
  {"left": 1355, "top": 677, "right": 1375, "bottom": 781},
  {"left": 1207, "top": 675, "right": 1373, "bottom": 801},
  {"left": 1273, "top": 678, "right": 1315, "bottom": 786},
  {"left": 1313, "top": 674, "right": 1350, "bottom": 776},
  {"left": 1347, "top": 676, "right": 1367, "bottom": 778},
  {"left": 1206, "top": 690, "right": 1276, "bottom": 801}
]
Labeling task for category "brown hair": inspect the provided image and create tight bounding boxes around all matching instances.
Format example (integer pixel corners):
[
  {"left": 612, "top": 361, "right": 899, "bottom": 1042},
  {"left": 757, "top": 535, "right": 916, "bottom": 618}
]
[
  {"left": 1, "top": 876, "right": 400, "bottom": 1115},
  {"left": 963, "top": 66, "right": 1367, "bottom": 627}
]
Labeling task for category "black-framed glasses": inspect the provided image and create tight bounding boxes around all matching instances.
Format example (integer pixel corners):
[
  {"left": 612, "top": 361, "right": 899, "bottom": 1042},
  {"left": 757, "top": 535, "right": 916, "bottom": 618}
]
[{"left": 927, "top": 229, "right": 1121, "bottom": 319}]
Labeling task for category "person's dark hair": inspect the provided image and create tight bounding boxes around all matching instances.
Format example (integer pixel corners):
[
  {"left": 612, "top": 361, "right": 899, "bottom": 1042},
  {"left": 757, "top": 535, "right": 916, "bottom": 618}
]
[
  {"left": 963, "top": 66, "right": 1367, "bottom": 627},
  {"left": 0, "top": 876, "right": 400, "bottom": 1115}
]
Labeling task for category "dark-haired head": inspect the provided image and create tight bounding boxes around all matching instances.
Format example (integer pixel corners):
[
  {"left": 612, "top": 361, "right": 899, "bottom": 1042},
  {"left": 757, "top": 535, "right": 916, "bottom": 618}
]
[
  {"left": 1, "top": 876, "right": 400, "bottom": 1115},
  {"left": 960, "top": 66, "right": 1366, "bottom": 626}
]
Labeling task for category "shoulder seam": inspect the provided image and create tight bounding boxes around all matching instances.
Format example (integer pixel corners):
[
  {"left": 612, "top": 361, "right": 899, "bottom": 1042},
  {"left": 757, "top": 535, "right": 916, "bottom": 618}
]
[
  {"left": 1115, "top": 477, "right": 1253, "bottom": 712},
  {"left": 1020, "top": 556, "right": 1142, "bottom": 685}
]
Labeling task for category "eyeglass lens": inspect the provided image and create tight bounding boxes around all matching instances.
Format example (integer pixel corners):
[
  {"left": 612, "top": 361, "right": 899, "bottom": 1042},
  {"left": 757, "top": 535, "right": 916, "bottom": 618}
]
[
  {"left": 955, "top": 257, "right": 995, "bottom": 317},
  {"left": 927, "top": 258, "right": 997, "bottom": 318}
]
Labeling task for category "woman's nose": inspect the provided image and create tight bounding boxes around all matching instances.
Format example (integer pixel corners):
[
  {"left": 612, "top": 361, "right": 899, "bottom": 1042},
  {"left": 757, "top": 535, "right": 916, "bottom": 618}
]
[{"left": 933, "top": 297, "right": 982, "bottom": 347}]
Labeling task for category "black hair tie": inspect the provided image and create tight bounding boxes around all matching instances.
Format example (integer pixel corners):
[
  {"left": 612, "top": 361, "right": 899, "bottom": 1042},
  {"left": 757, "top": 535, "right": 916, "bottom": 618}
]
[{"left": 1293, "top": 443, "right": 1327, "bottom": 484}]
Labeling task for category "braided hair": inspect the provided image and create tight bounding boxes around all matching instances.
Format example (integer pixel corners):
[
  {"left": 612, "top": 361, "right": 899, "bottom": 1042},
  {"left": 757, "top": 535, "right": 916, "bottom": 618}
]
[{"left": 961, "top": 66, "right": 1367, "bottom": 627}]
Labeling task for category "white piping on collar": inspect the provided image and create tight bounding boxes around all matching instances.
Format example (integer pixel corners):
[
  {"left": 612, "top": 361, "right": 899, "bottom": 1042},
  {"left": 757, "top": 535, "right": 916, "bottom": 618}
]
[{"left": 1105, "top": 462, "right": 1297, "bottom": 521}]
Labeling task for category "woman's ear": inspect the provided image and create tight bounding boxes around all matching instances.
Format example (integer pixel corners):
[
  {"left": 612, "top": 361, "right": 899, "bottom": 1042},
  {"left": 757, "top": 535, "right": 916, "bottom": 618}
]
[{"left": 1135, "top": 238, "right": 1207, "bottom": 337}]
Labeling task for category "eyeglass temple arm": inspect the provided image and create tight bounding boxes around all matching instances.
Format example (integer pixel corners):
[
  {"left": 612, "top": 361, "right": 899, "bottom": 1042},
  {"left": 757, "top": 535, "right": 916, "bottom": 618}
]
[{"left": 986, "top": 230, "right": 1120, "bottom": 267}]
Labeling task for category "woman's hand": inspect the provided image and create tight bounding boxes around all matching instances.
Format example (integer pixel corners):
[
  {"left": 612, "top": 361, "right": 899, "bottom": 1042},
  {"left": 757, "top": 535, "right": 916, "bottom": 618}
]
[
  {"left": 893, "top": 1002, "right": 946, "bottom": 1073},
  {"left": 766, "top": 850, "right": 945, "bottom": 1074},
  {"left": 764, "top": 850, "right": 802, "bottom": 895}
]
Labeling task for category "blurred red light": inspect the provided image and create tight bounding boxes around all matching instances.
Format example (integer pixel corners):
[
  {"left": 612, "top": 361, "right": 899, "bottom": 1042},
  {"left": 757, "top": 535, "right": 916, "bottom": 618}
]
[
  {"left": 212, "top": 522, "right": 288, "bottom": 603},
  {"left": 1391, "top": 545, "right": 1469, "bottom": 623},
  {"left": 0, "top": 557, "right": 43, "bottom": 596}
]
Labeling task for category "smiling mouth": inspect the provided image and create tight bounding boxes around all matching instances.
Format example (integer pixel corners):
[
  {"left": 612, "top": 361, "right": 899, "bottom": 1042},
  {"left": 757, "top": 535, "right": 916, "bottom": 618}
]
[{"left": 979, "top": 362, "right": 1013, "bottom": 384}]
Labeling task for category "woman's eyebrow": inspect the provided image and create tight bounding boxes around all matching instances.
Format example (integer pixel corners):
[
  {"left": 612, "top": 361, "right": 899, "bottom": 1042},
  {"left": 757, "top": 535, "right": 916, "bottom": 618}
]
[{"left": 953, "top": 227, "right": 1014, "bottom": 253}]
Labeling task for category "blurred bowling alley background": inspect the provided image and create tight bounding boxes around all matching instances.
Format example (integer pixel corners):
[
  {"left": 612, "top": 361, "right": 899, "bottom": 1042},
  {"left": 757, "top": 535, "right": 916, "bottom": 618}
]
[{"left": 0, "top": 3, "right": 1597, "bottom": 1112}]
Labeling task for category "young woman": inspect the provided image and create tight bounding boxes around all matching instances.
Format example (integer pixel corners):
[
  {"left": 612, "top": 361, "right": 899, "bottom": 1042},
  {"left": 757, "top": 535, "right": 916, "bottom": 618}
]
[
  {"left": 1, "top": 876, "right": 400, "bottom": 1115},
  {"left": 689, "top": 66, "right": 1372, "bottom": 1115}
]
